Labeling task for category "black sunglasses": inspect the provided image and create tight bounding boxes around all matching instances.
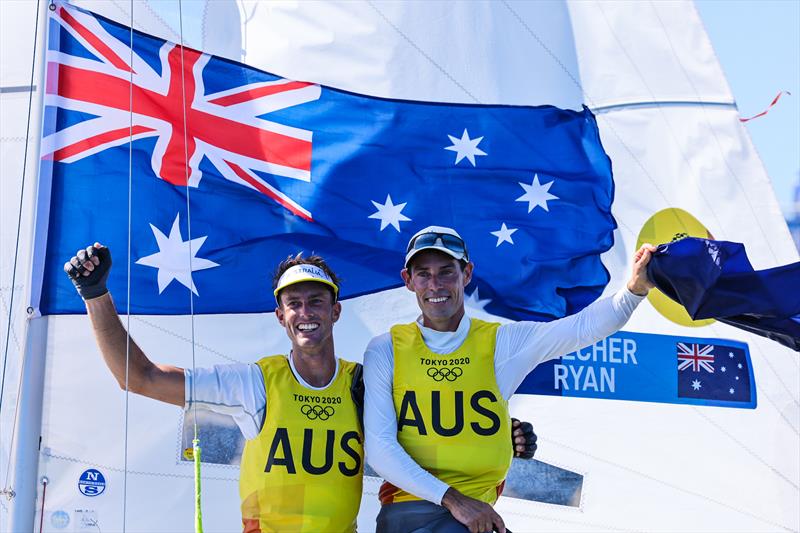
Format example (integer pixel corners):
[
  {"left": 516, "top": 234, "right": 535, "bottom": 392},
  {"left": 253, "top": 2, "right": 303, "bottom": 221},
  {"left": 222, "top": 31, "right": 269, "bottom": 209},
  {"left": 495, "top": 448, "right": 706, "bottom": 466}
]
[{"left": 407, "top": 232, "right": 469, "bottom": 261}]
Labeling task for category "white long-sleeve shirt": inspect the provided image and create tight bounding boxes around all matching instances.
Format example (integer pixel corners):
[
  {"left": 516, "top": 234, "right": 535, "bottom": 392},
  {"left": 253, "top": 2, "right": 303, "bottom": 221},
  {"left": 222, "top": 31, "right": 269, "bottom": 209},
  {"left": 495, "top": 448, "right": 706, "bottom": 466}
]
[{"left": 362, "top": 287, "right": 644, "bottom": 505}]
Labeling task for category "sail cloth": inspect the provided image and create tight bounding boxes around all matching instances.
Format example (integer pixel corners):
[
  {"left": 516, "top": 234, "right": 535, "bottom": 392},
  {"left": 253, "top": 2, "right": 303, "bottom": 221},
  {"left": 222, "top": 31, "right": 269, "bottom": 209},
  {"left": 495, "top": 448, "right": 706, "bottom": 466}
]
[
  {"left": 648, "top": 238, "right": 800, "bottom": 351},
  {"left": 39, "top": 2, "right": 615, "bottom": 321}
]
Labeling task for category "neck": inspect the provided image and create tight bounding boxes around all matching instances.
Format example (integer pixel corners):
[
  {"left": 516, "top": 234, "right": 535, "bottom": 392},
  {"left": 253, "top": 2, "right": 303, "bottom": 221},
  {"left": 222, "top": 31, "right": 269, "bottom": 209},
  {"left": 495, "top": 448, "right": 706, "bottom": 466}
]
[
  {"left": 421, "top": 307, "right": 465, "bottom": 332},
  {"left": 291, "top": 344, "right": 337, "bottom": 387}
]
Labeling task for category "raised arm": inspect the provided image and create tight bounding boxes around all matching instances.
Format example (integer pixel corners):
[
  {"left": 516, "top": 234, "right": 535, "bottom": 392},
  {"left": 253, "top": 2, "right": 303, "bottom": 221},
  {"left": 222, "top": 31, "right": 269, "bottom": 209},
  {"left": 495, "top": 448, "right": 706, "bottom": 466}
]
[
  {"left": 65, "top": 243, "right": 185, "bottom": 406},
  {"left": 496, "top": 243, "right": 656, "bottom": 397}
]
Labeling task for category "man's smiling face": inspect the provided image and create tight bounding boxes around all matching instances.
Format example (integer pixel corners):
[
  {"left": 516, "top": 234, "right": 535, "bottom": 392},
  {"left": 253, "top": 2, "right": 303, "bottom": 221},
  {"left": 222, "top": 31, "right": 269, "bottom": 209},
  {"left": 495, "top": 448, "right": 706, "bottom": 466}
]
[
  {"left": 402, "top": 250, "right": 473, "bottom": 331},
  {"left": 275, "top": 281, "right": 340, "bottom": 354}
]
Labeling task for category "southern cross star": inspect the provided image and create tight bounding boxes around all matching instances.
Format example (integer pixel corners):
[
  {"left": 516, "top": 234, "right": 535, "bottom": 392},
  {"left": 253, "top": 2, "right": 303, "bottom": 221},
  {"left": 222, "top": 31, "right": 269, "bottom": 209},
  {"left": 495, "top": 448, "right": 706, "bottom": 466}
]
[
  {"left": 516, "top": 174, "right": 559, "bottom": 213},
  {"left": 368, "top": 194, "right": 411, "bottom": 232},
  {"left": 465, "top": 287, "right": 491, "bottom": 311},
  {"left": 444, "top": 129, "right": 487, "bottom": 166},
  {"left": 136, "top": 213, "right": 219, "bottom": 295},
  {"left": 490, "top": 223, "right": 517, "bottom": 247}
]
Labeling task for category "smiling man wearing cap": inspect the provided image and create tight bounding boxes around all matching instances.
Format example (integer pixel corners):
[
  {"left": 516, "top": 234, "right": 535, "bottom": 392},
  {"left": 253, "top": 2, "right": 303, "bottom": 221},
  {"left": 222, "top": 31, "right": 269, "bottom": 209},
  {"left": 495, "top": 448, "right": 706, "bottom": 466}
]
[
  {"left": 64, "top": 243, "right": 537, "bottom": 532},
  {"left": 363, "top": 226, "right": 656, "bottom": 533}
]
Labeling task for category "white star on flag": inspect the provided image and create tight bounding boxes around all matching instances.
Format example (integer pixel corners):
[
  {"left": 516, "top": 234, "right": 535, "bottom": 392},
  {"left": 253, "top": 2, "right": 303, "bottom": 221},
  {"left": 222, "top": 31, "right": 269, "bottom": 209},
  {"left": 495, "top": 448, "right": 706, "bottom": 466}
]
[
  {"left": 516, "top": 174, "right": 559, "bottom": 213},
  {"left": 136, "top": 213, "right": 219, "bottom": 295},
  {"left": 729, "top": 388, "right": 735, "bottom": 394},
  {"left": 465, "top": 288, "right": 491, "bottom": 311},
  {"left": 691, "top": 379, "right": 701, "bottom": 391},
  {"left": 444, "top": 129, "right": 487, "bottom": 166},
  {"left": 490, "top": 223, "right": 517, "bottom": 247},
  {"left": 368, "top": 194, "right": 411, "bottom": 232},
  {"left": 721, "top": 366, "right": 726, "bottom": 372}
]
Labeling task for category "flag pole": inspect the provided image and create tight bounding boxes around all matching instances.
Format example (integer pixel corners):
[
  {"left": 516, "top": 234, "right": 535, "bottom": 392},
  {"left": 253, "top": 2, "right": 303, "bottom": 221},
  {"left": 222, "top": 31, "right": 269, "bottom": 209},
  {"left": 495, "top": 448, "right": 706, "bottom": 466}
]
[{"left": 8, "top": 1, "right": 55, "bottom": 531}]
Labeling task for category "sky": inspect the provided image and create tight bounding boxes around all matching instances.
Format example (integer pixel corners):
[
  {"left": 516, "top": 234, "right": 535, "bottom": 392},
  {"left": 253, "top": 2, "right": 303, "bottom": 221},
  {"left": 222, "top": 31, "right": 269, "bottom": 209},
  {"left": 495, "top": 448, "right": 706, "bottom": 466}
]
[{"left": 696, "top": 0, "right": 800, "bottom": 218}]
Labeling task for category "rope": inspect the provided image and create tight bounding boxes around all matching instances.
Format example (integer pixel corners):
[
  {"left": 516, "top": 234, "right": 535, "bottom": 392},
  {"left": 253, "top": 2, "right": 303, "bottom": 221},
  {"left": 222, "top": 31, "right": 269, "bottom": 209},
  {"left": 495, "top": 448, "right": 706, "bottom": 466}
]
[
  {"left": 177, "top": 1, "right": 203, "bottom": 530},
  {"left": 0, "top": 0, "right": 43, "bottom": 496},
  {"left": 122, "top": 0, "right": 134, "bottom": 529},
  {"left": 37, "top": 477, "right": 47, "bottom": 533}
]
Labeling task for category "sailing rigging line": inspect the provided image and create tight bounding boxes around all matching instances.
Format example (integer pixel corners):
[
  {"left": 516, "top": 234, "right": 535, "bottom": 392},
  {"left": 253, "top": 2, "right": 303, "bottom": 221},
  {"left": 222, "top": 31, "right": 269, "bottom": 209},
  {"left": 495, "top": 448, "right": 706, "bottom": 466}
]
[
  {"left": 122, "top": 0, "right": 134, "bottom": 529},
  {"left": 0, "top": 0, "right": 43, "bottom": 496},
  {"left": 177, "top": 0, "right": 204, "bottom": 530}
]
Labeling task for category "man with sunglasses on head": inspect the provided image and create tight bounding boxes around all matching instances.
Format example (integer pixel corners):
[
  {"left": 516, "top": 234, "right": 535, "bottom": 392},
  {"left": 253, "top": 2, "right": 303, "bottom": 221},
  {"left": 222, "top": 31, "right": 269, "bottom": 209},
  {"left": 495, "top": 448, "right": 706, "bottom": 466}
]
[
  {"left": 364, "top": 226, "right": 656, "bottom": 533},
  {"left": 64, "top": 243, "right": 537, "bottom": 532}
]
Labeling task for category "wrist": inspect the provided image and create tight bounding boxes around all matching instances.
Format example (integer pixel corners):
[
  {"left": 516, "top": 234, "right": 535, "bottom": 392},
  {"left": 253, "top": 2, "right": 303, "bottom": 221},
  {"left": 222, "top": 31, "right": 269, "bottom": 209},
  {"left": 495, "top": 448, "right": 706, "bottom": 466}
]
[
  {"left": 626, "top": 281, "right": 649, "bottom": 297},
  {"left": 441, "top": 487, "right": 459, "bottom": 510}
]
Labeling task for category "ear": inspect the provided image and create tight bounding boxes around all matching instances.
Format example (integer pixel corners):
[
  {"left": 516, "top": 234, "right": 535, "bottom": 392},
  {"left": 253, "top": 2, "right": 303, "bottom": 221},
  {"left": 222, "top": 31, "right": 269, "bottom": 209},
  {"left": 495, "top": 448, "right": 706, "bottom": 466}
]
[
  {"left": 401, "top": 268, "right": 413, "bottom": 291},
  {"left": 275, "top": 304, "right": 286, "bottom": 327},
  {"left": 463, "top": 262, "right": 474, "bottom": 286},
  {"left": 331, "top": 301, "right": 342, "bottom": 323}
]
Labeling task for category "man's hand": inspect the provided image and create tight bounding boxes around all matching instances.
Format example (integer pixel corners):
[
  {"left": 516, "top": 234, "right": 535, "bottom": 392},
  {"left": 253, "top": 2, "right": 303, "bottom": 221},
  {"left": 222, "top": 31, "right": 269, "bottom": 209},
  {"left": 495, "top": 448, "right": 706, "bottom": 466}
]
[
  {"left": 627, "top": 243, "right": 657, "bottom": 296},
  {"left": 64, "top": 242, "right": 111, "bottom": 300},
  {"left": 512, "top": 418, "right": 537, "bottom": 459},
  {"left": 441, "top": 488, "right": 505, "bottom": 533}
]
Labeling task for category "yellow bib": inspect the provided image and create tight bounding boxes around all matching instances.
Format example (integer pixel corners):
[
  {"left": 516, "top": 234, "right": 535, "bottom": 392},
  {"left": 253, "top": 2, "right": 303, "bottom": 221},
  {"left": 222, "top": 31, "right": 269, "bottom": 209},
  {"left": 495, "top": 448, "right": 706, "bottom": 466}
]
[
  {"left": 239, "top": 355, "right": 363, "bottom": 533},
  {"left": 385, "top": 318, "right": 512, "bottom": 504}
]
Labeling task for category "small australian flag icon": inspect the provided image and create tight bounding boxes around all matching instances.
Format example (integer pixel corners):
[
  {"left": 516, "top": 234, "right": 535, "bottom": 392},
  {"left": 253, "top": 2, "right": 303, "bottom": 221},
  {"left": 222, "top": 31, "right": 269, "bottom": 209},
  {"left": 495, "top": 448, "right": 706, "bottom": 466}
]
[{"left": 677, "top": 343, "right": 751, "bottom": 403}]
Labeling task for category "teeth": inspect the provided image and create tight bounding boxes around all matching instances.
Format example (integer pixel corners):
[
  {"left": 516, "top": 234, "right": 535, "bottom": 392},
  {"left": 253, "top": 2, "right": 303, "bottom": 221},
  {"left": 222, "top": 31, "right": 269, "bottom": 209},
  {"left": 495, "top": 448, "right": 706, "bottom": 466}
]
[
  {"left": 298, "top": 323, "right": 319, "bottom": 331},
  {"left": 428, "top": 297, "right": 448, "bottom": 303}
]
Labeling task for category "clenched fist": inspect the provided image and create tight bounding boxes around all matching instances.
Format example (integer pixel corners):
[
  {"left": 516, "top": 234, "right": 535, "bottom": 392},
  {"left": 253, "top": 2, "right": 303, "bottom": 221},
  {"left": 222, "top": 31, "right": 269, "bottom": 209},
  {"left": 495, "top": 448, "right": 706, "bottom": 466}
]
[{"left": 64, "top": 243, "right": 112, "bottom": 300}]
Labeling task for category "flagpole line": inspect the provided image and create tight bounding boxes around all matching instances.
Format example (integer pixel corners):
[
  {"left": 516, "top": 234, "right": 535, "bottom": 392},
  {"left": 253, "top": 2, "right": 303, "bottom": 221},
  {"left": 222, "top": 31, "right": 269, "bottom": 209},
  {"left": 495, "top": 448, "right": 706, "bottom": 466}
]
[
  {"left": 122, "top": 0, "right": 134, "bottom": 530},
  {"left": 177, "top": 1, "right": 203, "bottom": 530},
  {"left": 0, "top": 0, "right": 42, "bottom": 493}
]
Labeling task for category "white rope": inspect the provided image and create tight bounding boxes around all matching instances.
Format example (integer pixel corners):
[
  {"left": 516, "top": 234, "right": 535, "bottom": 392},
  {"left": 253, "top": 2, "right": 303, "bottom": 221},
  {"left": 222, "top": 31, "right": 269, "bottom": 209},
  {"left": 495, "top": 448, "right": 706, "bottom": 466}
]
[{"left": 121, "top": 0, "right": 134, "bottom": 529}]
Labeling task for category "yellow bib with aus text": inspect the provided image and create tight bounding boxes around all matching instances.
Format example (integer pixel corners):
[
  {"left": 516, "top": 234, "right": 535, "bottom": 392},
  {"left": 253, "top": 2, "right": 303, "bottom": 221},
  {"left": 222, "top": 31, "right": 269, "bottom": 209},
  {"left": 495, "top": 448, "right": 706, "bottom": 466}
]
[
  {"left": 239, "top": 355, "right": 363, "bottom": 533},
  {"left": 386, "top": 319, "right": 512, "bottom": 504}
]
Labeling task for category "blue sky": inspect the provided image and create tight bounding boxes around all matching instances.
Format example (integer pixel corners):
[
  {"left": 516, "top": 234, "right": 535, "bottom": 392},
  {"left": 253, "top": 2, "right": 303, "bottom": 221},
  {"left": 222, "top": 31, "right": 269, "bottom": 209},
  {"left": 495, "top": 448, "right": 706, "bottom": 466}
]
[{"left": 696, "top": 0, "right": 800, "bottom": 218}]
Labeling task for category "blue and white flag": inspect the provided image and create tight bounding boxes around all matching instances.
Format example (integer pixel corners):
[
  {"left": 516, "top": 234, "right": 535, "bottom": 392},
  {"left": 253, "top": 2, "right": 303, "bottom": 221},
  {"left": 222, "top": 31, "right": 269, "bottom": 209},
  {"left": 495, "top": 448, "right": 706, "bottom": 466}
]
[{"left": 38, "top": 2, "right": 615, "bottom": 320}]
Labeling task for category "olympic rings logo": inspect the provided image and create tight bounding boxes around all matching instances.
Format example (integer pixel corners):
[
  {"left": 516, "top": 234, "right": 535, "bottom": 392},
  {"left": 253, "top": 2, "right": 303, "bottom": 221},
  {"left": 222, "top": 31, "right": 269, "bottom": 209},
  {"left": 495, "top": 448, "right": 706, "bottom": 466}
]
[
  {"left": 426, "top": 366, "right": 463, "bottom": 382},
  {"left": 300, "top": 404, "right": 335, "bottom": 421}
]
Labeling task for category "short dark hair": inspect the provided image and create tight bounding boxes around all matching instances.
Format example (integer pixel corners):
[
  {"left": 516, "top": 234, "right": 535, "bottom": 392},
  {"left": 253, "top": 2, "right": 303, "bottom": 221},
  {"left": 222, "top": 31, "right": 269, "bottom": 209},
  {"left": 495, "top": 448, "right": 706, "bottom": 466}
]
[{"left": 272, "top": 253, "right": 341, "bottom": 304}]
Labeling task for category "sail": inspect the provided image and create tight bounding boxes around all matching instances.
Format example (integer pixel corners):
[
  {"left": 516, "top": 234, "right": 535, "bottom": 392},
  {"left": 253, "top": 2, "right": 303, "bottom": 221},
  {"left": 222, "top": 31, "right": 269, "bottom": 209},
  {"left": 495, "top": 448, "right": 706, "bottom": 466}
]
[{"left": 1, "top": 1, "right": 797, "bottom": 532}]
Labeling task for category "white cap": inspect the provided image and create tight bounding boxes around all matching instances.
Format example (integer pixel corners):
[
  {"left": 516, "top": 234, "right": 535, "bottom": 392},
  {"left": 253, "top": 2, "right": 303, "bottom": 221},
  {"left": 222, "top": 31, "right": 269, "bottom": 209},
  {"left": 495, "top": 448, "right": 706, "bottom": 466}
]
[
  {"left": 404, "top": 225, "right": 468, "bottom": 268},
  {"left": 273, "top": 264, "right": 339, "bottom": 302}
]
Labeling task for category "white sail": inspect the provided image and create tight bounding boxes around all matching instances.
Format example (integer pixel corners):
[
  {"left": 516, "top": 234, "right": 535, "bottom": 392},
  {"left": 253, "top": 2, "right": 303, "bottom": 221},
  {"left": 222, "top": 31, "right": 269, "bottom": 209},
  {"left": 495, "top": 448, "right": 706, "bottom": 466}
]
[{"left": 1, "top": 1, "right": 797, "bottom": 532}]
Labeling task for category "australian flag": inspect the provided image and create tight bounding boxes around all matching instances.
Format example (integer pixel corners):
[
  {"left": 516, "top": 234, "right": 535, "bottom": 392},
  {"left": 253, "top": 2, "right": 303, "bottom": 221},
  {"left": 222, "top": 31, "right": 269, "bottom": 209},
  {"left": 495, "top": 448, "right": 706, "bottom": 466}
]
[
  {"left": 38, "top": 2, "right": 615, "bottom": 320},
  {"left": 677, "top": 343, "right": 751, "bottom": 403}
]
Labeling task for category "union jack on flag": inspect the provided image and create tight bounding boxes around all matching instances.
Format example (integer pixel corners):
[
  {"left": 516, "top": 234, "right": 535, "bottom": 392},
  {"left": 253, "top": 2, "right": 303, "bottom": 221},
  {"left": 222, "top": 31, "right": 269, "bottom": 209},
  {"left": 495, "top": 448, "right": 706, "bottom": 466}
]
[
  {"left": 44, "top": 2, "right": 319, "bottom": 221},
  {"left": 677, "top": 342, "right": 715, "bottom": 373}
]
